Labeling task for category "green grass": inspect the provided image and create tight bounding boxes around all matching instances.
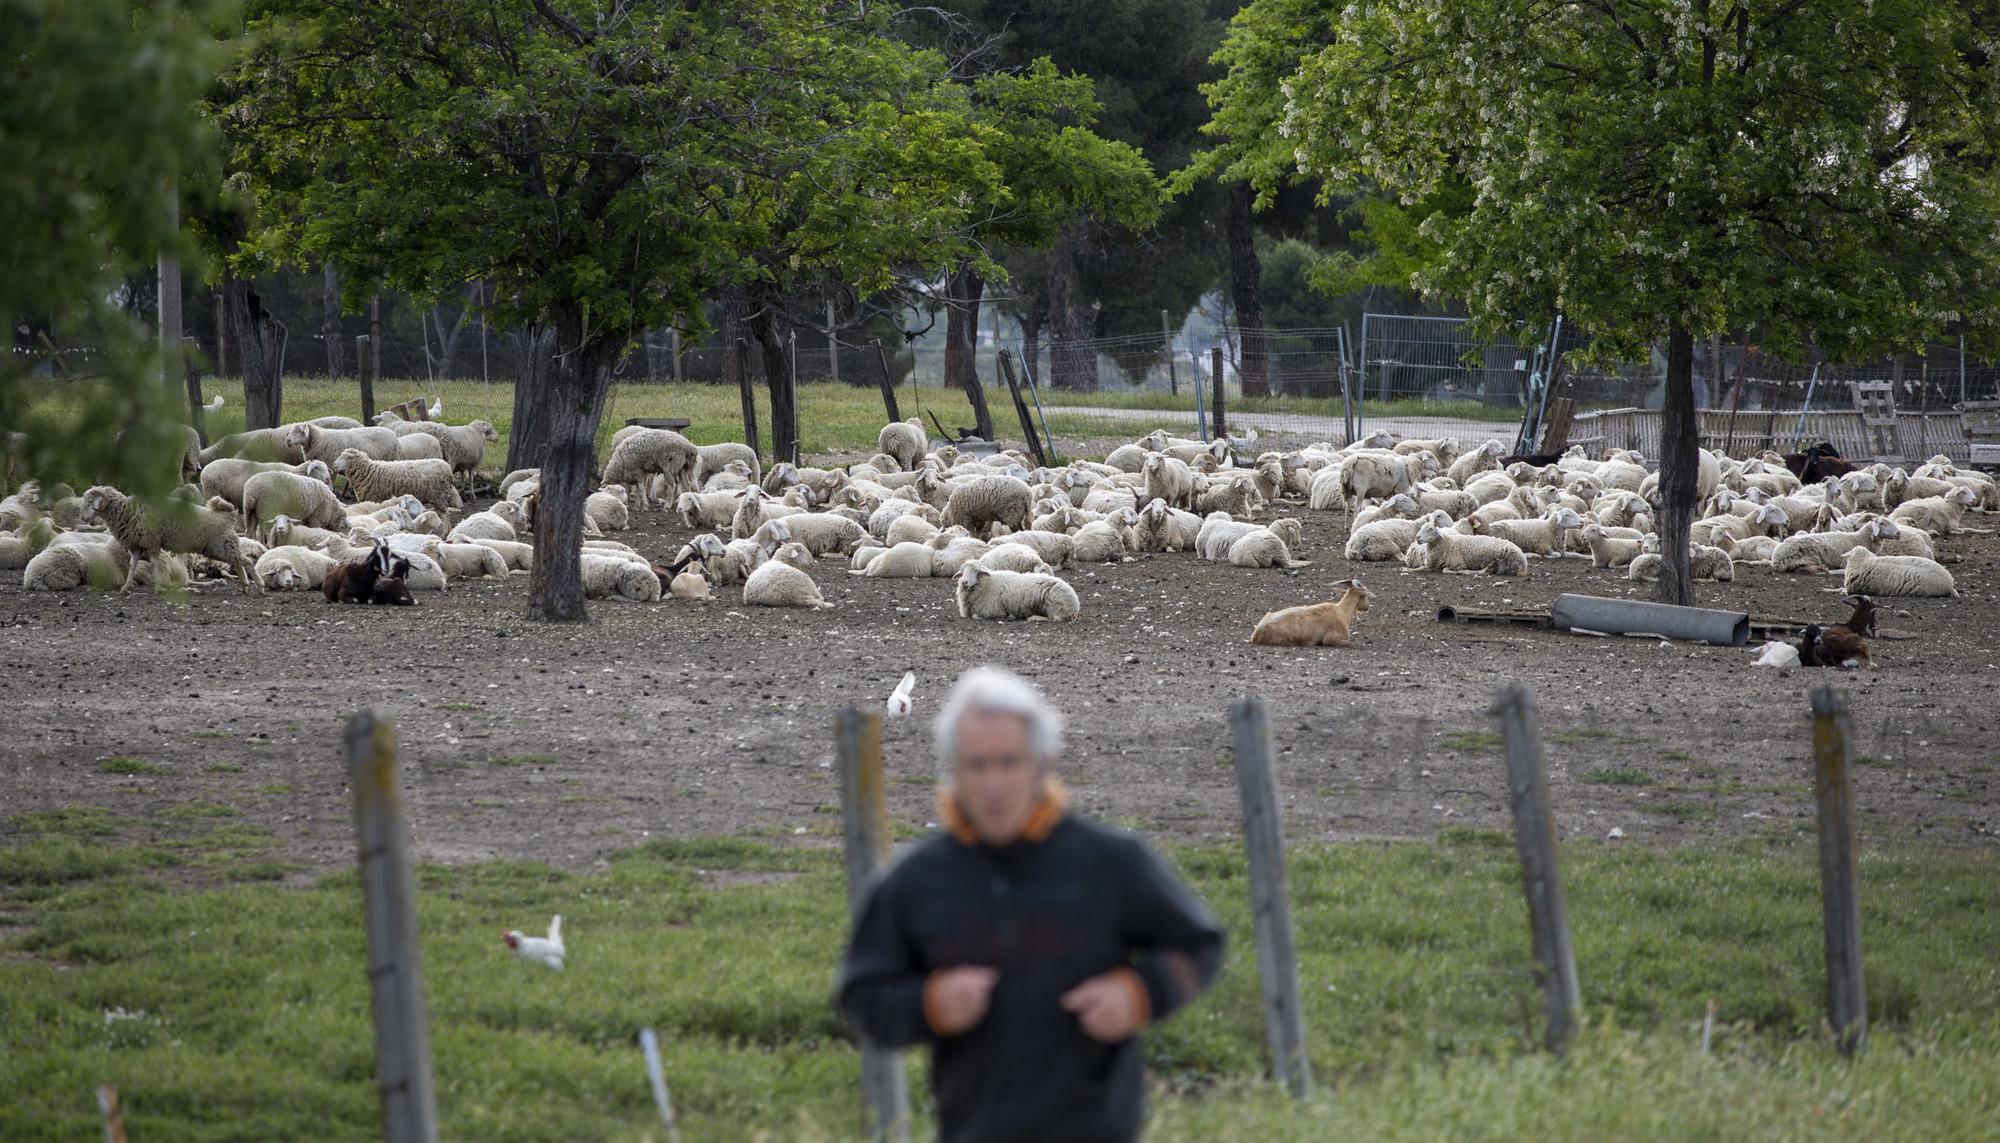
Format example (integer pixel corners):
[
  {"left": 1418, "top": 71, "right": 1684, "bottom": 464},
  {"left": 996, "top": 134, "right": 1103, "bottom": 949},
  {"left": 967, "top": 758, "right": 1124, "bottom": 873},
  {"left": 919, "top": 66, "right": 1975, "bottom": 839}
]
[
  {"left": 438, "top": 702, "right": 480, "bottom": 712},
  {"left": 97, "top": 757, "right": 167, "bottom": 776},
  {"left": 1441, "top": 730, "right": 1503, "bottom": 753},
  {"left": 1547, "top": 727, "right": 1618, "bottom": 746},
  {"left": 490, "top": 754, "right": 554, "bottom": 768},
  {"left": 1581, "top": 768, "right": 1655, "bottom": 787},
  {"left": 3, "top": 827, "right": 1996, "bottom": 1139}
]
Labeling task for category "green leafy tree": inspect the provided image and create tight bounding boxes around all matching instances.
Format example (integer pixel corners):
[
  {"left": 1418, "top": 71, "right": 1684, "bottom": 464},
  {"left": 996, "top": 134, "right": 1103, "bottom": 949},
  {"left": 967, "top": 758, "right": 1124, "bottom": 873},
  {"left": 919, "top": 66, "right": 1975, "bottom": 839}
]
[
  {"left": 2, "top": 0, "right": 227, "bottom": 493},
  {"left": 1273, "top": 1, "right": 2000, "bottom": 603},
  {"left": 230, "top": 0, "right": 992, "bottom": 619}
]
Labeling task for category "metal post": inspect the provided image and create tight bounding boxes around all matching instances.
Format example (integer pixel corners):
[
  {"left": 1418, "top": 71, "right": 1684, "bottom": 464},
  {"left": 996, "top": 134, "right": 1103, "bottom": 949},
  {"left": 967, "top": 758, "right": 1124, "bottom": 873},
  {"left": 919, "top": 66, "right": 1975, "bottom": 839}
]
[
  {"left": 1195, "top": 349, "right": 1208, "bottom": 443},
  {"left": 836, "top": 709, "right": 912, "bottom": 1143},
  {"left": 1357, "top": 312, "right": 1371, "bottom": 428},
  {"left": 1163, "top": 309, "right": 1178, "bottom": 397},
  {"left": 346, "top": 712, "right": 439, "bottom": 1143},
  {"left": 369, "top": 296, "right": 383, "bottom": 394},
  {"left": 1490, "top": 683, "right": 1581, "bottom": 1055},
  {"left": 1229, "top": 698, "right": 1312, "bottom": 1098},
  {"left": 1811, "top": 686, "right": 1867, "bottom": 1056},
  {"left": 1017, "top": 349, "right": 1060, "bottom": 467},
  {"left": 872, "top": 339, "right": 901, "bottom": 424}
]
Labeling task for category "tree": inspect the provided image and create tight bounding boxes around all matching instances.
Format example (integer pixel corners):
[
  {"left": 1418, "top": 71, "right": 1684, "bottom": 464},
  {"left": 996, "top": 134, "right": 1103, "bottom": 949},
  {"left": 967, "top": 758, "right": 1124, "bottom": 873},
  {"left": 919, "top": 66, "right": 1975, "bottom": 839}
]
[
  {"left": 229, "top": 1, "right": 923, "bottom": 619},
  {"left": 1269, "top": 1, "right": 2000, "bottom": 603},
  {"left": 1, "top": 0, "right": 225, "bottom": 491}
]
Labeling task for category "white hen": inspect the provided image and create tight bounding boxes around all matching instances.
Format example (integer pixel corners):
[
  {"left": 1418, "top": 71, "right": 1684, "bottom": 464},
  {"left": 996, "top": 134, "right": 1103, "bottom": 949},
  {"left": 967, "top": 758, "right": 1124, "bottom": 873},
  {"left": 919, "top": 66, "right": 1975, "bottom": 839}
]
[
  {"left": 885, "top": 671, "right": 916, "bottom": 719},
  {"left": 203, "top": 394, "right": 225, "bottom": 412},
  {"left": 427, "top": 397, "right": 444, "bottom": 419},
  {"left": 503, "top": 914, "right": 564, "bottom": 970},
  {"left": 1750, "top": 640, "right": 1800, "bottom": 668}
]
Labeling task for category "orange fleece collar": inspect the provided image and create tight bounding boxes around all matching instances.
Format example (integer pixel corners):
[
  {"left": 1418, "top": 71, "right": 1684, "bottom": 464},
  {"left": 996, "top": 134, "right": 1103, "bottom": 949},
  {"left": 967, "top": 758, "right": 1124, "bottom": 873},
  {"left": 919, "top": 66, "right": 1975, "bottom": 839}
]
[{"left": 938, "top": 779, "right": 1068, "bottom": 846}]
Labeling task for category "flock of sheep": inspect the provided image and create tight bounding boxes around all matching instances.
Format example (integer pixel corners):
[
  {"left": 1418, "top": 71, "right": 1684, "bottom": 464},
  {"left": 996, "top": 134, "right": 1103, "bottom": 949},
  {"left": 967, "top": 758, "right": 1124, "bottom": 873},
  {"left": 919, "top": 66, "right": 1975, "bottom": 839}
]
[{"left": 1, "top": 410, "right": 1989, "bottom": 647}]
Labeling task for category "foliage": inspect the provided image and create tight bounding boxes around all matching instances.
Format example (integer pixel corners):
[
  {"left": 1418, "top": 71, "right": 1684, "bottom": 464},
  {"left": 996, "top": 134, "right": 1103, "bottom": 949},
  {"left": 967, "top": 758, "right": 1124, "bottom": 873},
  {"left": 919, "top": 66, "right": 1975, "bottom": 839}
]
[{"left": 0, "top": 0, "right": 232, "bottom": 492}]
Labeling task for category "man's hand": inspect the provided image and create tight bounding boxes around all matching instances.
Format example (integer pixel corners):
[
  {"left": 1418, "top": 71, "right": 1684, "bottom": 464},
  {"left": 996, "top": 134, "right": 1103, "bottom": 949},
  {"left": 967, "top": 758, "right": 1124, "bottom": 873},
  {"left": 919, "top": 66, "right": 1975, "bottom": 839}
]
[
  {"left": 926, "top": 966, "right": 1000, "bottom": 1036},
  {"left": 1061, "top": 970, "right": 1148, "bottom": 1043}
]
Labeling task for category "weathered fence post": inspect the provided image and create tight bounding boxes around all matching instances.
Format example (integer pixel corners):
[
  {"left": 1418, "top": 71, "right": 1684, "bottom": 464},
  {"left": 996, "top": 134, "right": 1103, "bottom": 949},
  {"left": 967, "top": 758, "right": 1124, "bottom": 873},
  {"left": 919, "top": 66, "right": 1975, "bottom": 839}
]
[
  {"left": 355, "top": 334, "right": 377, "bottom": 425},
  {"left": 735, "top": 337, "right": 761, "bottom": 462},
  {"left": 182, "top": 338, "right": 208, "bottom": 446},
  {"left": 346, "top": 712, "right": 439, "bottom": 1143},
  {"left": 998, "top": 351, "right": 1050, "bottom": 468},
  {"left": 836, "top": 708, "right": 912, "bottom": 1143},
  {"left": 1210, "top": 346, "right": 1227, "bottom": 442},
  {"left": 1490, "top": 683, "right": 1581, "bottom": 1055},
  {"left": 1162, "top": 309, "right": 1178, "bottom": 396},
  {"left": 1810, "top": 685, "right": 1867, "bottom": 1056},
  {"left": 1229, "top": 697, "right": 1313, "bottom": 1098}
]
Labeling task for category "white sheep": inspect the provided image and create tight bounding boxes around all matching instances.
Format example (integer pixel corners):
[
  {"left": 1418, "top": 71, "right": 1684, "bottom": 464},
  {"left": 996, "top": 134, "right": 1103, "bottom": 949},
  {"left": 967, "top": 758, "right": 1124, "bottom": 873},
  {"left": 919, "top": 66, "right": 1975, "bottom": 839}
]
[
  {"left": 1626, "top": 537, "right": 1734, "bottom": 582},
  {"left": 877, "top": 417, "right": 929, "bottom": 471},
  {"left": 1842, "top": 548, "right": 1957, "bottom": 597},
  {"left": 942, "top": 475, "right": 1034, "bottom": 536},
  {"left": 196, "top": 427, "right": 306, "bottom": 466},
  {"left": 469, "top": 537, "right": 534, "bottom": 571},
  {"left": 81, "top": 486, "right": 258, "bottom": 594},
  {"left": 242, "top": 470, "right": 346, "bottom": 539},
  {"left": 580, "top": 552, "right": 663, "bottom": 601},
  {"left": 0, "top": 517, "right": 57, "bottom": 569},
  {"left": 287, "top": 423, "right": 400, "bottom": 467},
  {"left": 585, "top": 484, "right": 631, "bottom": 532},
  {"left": 1343, "top": 517, "right": 1425, "bottom": 562},
  {"left": 985, "top": 528, "right": 1075, "bottom": 569},
  {"left": 1858, "top": 517, "right": 1935, "bottom": 560},
  {"left": 884, "top": 512, "right": 942, "bottom": 547},
  {"left": 1227, "top": 526, "right": 1312, "bottom": 568},
  {"left": 22, "top": 540, "right": 128, "bottom": 591},
  {"left": 743, "top": 558, "right": 833, "bottom": 609},
  {"left": 1142, "top": 454, "right": 1196, "bottom": 510},
  {"left": 394, "top": 433, "right": 445, "bottom": 462},
  {"left": 602, "top": 428, "right": 697, "bottom": 510},
  {"left": 401, "top": 420, "right": 498, "bottom": 484},
  {"left": 254, "top": 545, "right": 341, "bottom": 591},
  {"left": 448, "top": 502, "right": 528, "bottom": 545},
  {"left": 436, "top": 541, "right": 510, "bottom": 580},
  {"left": 1070, "top": 515, "right": 1135, "bottom": 563},
  {"left": 1351, "top": 493, "right": 1421, "bottom": 530},
  {"left": 1189, "top": 473, "right": 1265, "bottom": 517},
  {"left": 977, "top": 543, "right": 1056, "bottom": 575},
  {"left": 334, "top": 449, "right": 462, "bottom": 514},
  {"left": 1444, "top": 440, "right": 1507, "bottom": 486},
  {"left": 199, "top": 458, "right": 332, "bottom": 509},
  {"left": 1479, "top": 506, "right": 1586, "bottom": 558},
  {"left": 954, "top": 564, "right": 1080, "bottom": 622},
  {"left": 1578, "top": 523, "right": 1642, "bottom": 568},
  {"left": 1413, "top": 518, "right": 1528, "bottom": 576},
  {"left": 1889, "top": 488, "right": 1976, "bottom": 535},
  {"left": 1135, "top": 499, "right": 1202, "bottom": 552},
  {"left": 849, "top": 541, "right": 937, "bottom": 577},
  {"left": 929, "top": 533, "right": 993, "bottom": 576},
  {"left": 1770, "top": 528, "right": 1872, "bottom": 575},
  {"left": 753, "top": 512, "right": 866, "bottom": 557},
  {"left": 1714, "top": 534, "right": 1779, "bottom": 564}
]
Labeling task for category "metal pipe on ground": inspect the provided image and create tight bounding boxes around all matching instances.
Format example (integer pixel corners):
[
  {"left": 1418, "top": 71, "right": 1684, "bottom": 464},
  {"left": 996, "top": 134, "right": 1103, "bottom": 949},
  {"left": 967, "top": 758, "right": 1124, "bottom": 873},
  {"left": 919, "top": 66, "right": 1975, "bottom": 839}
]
[{"left": 1549, "top": 593, "right": 1750, "bottom": 646}]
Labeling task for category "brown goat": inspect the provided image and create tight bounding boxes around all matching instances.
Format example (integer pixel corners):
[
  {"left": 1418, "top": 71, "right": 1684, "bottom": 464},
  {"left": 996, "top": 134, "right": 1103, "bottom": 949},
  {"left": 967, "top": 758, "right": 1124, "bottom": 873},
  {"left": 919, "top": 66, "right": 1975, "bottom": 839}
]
[{"left": 1249, "top": 579, "right": 1374, "bottom": 647}]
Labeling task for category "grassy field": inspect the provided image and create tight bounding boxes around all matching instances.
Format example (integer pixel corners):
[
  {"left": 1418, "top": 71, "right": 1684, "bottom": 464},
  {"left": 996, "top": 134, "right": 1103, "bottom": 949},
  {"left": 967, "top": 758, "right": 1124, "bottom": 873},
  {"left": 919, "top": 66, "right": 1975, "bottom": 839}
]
[
  {"left": 3, "top": 809, "right": 1996, "bottom": 1140},
  {"left": 13, "top": 375, "right": 1526, "bottom": 489}
]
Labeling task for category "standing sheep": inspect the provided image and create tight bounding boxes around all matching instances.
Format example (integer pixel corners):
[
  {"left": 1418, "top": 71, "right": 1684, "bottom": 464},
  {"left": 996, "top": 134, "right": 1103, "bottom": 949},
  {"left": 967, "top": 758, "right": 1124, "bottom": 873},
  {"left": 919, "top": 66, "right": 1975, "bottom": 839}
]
[
  {"left": 941, "top": 475, "right": 1034, "bottom": 537},
  {"left": 242, "top": 470, "right": 347, "bottom": 539},
  {"left": 602, "top": 428, "right": 698, "bottom": 511},
  {"left": 287, "top": 423, "right": 401, "bottom": 466},
  {"left": 334, "top": 449, "right": 463, "bottom": 514},
  {"left": 81, "top": 486, "right": 259, "bottom": 594},
  {"left": 954, "top": 564, "right": 1080, "bottom": 622},
  {"left": 401, "top": 420, "right": 499, "bottom": 486},
  {"left": 877, "top": 417, "right": 929, "bottom": 471},
  {"left": 1142, "top": 454, "right": 1196, "bottom": 510}
]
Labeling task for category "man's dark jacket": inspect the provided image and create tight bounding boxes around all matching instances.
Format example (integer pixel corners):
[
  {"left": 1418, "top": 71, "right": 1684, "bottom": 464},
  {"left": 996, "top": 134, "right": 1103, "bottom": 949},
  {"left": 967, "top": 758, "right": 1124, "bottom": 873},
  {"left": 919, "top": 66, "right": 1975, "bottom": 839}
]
[{"left": 837, "top": 793, "right": 1224, "bottom": 1143}]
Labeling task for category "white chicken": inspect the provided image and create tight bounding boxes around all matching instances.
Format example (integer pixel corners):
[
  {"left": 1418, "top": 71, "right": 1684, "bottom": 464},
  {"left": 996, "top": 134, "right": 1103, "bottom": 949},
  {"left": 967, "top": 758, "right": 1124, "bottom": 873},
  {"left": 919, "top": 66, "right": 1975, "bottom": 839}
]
[
  {"left": 202, "top": 394, "right": 225, "bottom": 412},
  {"left": 885, "top": 671, "right": 916, "bottom": 719},
  {"left": 1750, "top": 640, "right": 1801, "bottom": 668},
  {"left": 427, "top": 397, "right": 444, "bottom": 419},
  {"left": 503, "top": 914, "right": 564, "bottom": 970}
]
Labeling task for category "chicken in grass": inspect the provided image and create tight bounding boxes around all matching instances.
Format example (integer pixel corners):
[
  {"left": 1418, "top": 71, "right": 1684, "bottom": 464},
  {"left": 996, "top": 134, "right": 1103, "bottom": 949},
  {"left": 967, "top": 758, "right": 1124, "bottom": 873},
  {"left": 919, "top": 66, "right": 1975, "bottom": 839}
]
[{"left": 503, "top": 914, "right": 564, "bottom": 971}]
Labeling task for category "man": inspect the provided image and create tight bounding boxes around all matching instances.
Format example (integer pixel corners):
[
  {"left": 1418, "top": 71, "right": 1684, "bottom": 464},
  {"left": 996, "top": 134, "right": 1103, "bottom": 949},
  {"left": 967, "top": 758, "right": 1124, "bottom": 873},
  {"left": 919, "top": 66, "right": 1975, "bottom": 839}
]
[{"left": 838, "top": 666, "right": 1224, "bottom": 1142}]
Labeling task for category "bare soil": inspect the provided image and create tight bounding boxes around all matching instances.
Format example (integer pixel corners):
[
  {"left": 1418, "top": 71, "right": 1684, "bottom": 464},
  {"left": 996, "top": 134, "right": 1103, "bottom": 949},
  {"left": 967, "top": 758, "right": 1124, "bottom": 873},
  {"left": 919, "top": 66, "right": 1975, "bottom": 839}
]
[{"left": 3, "top": 496, "right": 1996, "bottom": 877}]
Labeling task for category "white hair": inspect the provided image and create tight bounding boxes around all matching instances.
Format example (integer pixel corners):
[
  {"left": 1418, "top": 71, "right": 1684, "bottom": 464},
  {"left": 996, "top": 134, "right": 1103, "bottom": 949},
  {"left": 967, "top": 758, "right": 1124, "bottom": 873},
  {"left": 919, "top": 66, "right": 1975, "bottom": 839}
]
[{"left": 933, "top": 666, "right": 1064, "bottom": 772}]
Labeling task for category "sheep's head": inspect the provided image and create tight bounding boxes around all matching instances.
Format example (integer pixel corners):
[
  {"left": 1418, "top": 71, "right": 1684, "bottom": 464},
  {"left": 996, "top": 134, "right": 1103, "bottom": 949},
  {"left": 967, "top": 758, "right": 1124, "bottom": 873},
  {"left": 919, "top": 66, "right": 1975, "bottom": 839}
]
[
  {"left": 955, "top": 562, "right": 990, "bottom": 591},
  {"left": 1112, "top": 507, "right": 1140, "bottom": 528},
  {"left": 1640, "top": 533, "right": 1662, "bottom": 554},
  {"left": 1580, "top": 523, "right": 1605, "bottom": 543},
  {"left": 80, "top": 486, "right": 118, "bottom": 520},
  {"left": 285, "top": 424, "right": 314, "bottom": 448},
  {"left": 266, "top": 565, "right": 299, "bottom": 590},
  {"left": 1951, "top": 486, "right": 1976, "bottom": 506},
  {"left": 473, "top": 420, "right": 499, "bottom": 442},
  {"left": 774, "top": 541, "right": 814, "bottom": 570},
  {"left": 1415, "top": 520, "right": 1441, "bottom": 545},
  {"left": 1550, "top": 507, "right": 1586, "bottom": 530},
  {"left": 332, "top": 448, "right": 365, "bottom": 475}
]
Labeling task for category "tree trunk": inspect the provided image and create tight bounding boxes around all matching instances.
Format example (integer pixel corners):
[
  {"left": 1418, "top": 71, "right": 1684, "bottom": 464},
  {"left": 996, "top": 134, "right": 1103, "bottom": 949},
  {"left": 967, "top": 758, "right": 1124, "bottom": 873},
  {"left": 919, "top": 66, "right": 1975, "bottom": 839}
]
[
  {"left": 1227, "top": 182, "right": 1270, "bottom": 398},
  {"left": 1017, "top": 309, "right": 1042, "bottom": 389},
  {"left": 322, "top": 264, "right": 344, "bottom": 378},
  {"left": 943, "top": 263, "right": 995, "bottom": 439},
  {"left": 432, "top": 287, "right": 476, "bottom": 379},
  {"left": 1046, "top": 221, "right": 1099, "bottom": 391},
  {"left": 528, "top": 304, "right": 618, "bottom": 622},
  {"left": 506, "top": 322, "right": 558, "bottom": 473},
  {"left": 224, "top": 273, "right": 286, "bottom": 429},
  {"left": 1656, "top": 325, "right": 1699, "bottom": 606},
  {"left": 752, "top": 299, "right": 799, "bottom": 462},
  {"left": 721, "top": 288, "right": 753, "bottom": 391}
]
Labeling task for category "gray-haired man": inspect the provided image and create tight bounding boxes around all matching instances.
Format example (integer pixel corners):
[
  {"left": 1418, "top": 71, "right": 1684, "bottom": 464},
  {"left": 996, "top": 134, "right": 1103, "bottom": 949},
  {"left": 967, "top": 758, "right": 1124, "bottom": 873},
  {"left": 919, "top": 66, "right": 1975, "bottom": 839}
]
[{"left": 838, "top": 666, "right": 1224, "bottom": 1142}]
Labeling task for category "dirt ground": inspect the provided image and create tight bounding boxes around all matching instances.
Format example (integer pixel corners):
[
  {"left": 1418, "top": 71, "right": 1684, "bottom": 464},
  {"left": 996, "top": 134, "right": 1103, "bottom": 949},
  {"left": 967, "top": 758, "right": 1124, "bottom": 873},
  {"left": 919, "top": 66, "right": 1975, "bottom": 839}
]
[{"left": 3, "top": 480, "right": 1997, "bottom": 878}]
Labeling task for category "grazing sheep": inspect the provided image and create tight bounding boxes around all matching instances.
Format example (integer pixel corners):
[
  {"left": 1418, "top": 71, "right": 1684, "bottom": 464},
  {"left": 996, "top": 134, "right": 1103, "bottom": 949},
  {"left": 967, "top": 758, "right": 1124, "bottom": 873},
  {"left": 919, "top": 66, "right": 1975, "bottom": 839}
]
[
  {"left": 1249, "top": 579, "right": 1372, "bottom": 646},
  {"left": 877, "top": 417, "right": 929, "bottom": 471},
  {"left": 1413, "top": 518, "right": 1528, "bottom": 576},
  {"left": 1142, "top": 454, "right": 1196, "bottom": 510},
  {"left": 22, "top": 540, "right": 127, "bottom": 591},
  {"left": 199, "top": 458, "right": 332, "bottom": 509},
  {"left": 954, "top": 564, "right": 1080, "bottom": 622},
  {"left": 1135, "top": 498, "right": 1202, "bottom": 552},
  {"left": 287, "top": 422, "right": 400, "bottom": 467},
  {"left": 743, "top": 558, "right": 833, "bottom": 609},
  {"left": 242, "top": 470, "right": 347, "bottom": 539},
  {"left": 81, "top": 486, "right": 259, "bottom": 594},
  {"left": 1343, "top": 517, "right": 1426, "bottom": 562},
  {"left": 1480, "top": 506, "right": 1586, "bottom": 558},
  {"left": 942, "top": 475, "right": 1034, "bottom": 536},
  {"left": 1842, "top": 548, "right": 1957, "bottom": 597},
  {"left": 334, "top": 449, "right": 462, "bottom": 514},
  {"left": 1227, "top": 526, "right": 1312, "bottom": 569},
  {"left": 255, "top": 545, "right": 342, "bottom": 591},
  {"left": 602, "top": 428, "right": 698, "bottom": 510}
]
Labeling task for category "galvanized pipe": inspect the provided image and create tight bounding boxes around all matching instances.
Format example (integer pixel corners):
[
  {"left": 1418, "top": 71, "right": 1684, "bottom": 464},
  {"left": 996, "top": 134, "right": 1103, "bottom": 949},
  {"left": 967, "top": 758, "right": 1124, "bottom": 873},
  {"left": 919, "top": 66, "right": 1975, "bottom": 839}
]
[{"left": 1550, "top": 593, "right": 1750, "bottom": 646}]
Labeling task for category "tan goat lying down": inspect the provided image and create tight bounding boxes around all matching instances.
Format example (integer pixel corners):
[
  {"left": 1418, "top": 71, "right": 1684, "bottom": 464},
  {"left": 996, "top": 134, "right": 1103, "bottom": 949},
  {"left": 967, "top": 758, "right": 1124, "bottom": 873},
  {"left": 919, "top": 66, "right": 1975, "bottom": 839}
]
[{"left": 1249, "top": 579, "right": 1373, "bottom": 647}]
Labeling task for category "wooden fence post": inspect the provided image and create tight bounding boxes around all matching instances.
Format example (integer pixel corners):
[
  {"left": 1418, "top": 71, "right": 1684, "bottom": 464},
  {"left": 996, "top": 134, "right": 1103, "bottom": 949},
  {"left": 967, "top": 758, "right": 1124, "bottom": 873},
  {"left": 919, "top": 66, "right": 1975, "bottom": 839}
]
[
  {"left": 1810, "top": 685, "right": 1867, "bottom": 1055},
  {"left": 1210, "top": 346, "right": 1227, "bottom": 442},
  {"left": 1229, "top": 697, "right": 1313, "bottom": 1098},
  {"left": 346, "top": 712, "right": 439, "bottom": 1143},
  {"left": 1490, "top": 683, "right": 1581, "bottom": 1055},
  {"left": 836, "top": 708, "right": 911, "bottom": 1143},
  {"left": 735, "top": 337, "right": 761, "bottom": 462},
  {"left": 873, "top": 339, "right": 902, "bottom": 424},
  {"left": 356, "top": 334, "right": 376, "bottom": 425},
  {"left": 997, "top": 351, "right": 1050, "bottom": 468}
]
